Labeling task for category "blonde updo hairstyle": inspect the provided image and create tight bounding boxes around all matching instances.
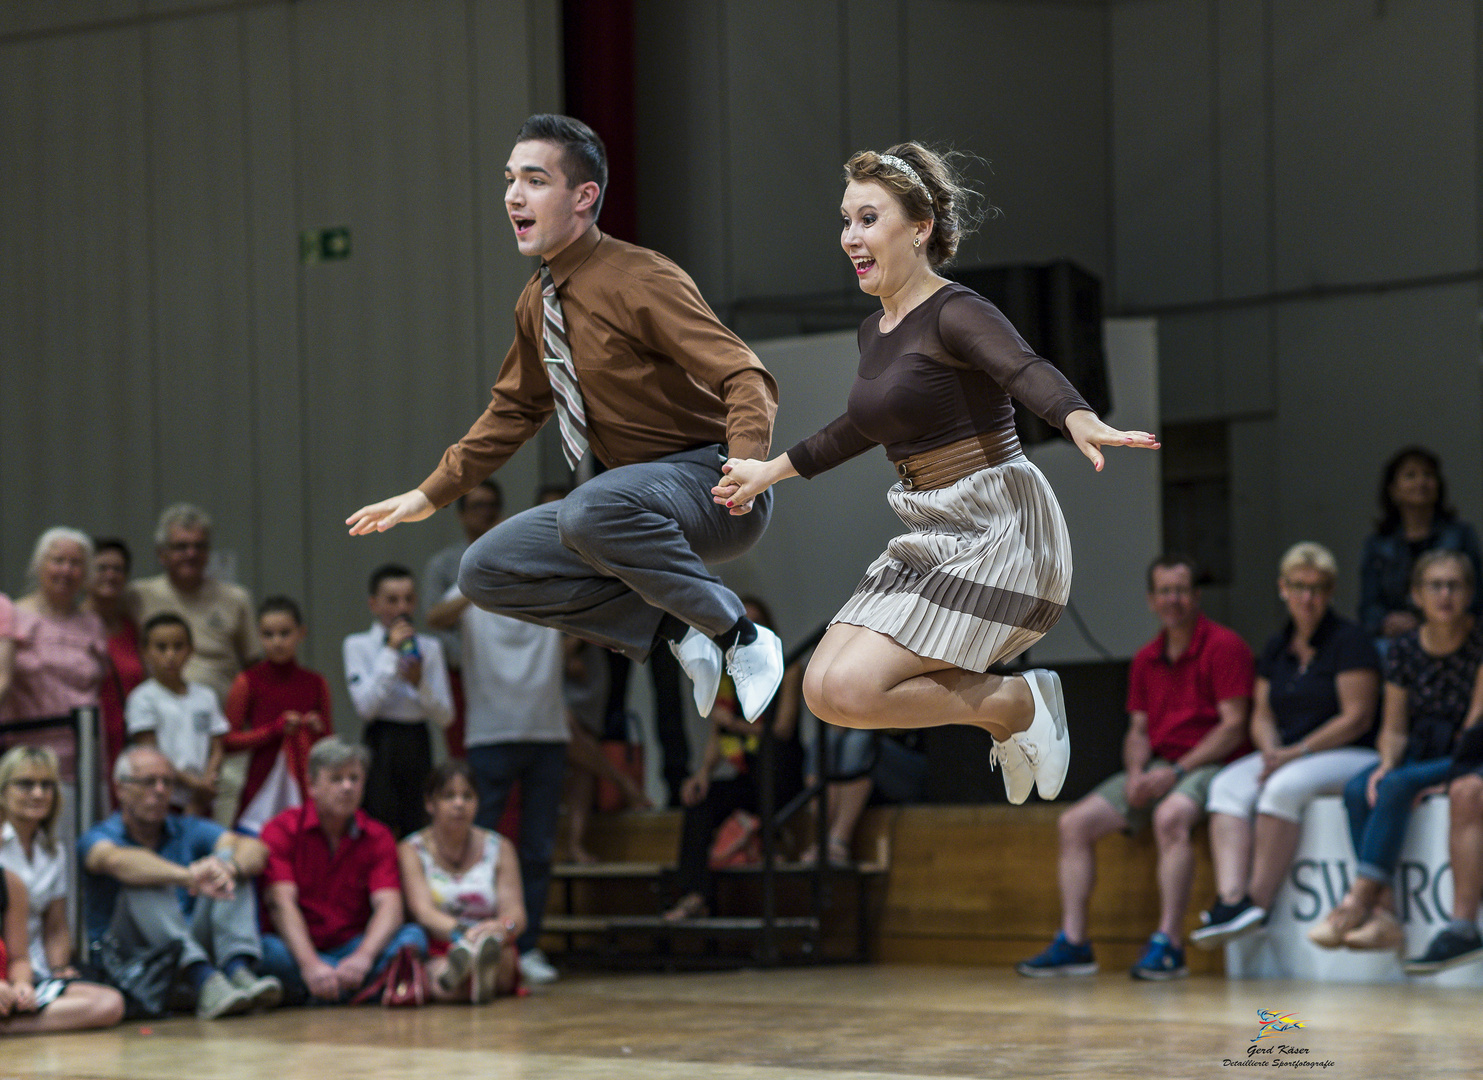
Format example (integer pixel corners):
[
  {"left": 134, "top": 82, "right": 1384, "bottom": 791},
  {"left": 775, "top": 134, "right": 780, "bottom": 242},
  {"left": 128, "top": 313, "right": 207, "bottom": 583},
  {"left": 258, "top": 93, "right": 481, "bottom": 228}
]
[{"left": 843, "top": 142, "right": 989, "bottom": 270}]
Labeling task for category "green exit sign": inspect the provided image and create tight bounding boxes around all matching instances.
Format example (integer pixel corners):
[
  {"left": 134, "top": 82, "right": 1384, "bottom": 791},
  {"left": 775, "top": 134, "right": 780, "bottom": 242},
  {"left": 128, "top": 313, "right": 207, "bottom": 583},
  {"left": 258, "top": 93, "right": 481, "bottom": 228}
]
[{"left": 300, "top": 227, "right": 351, "bottom": 264}]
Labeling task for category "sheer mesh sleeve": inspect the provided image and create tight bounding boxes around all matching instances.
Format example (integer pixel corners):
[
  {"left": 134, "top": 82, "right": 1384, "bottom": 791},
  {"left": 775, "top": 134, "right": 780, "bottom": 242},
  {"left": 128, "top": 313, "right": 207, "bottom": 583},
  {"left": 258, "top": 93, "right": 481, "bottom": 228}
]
[
  {"left": 938, "top": 291, "right": 1092, "bottom": 431},
  {"left": 786, "top": 411, "right": 878, "bottom": 479}
]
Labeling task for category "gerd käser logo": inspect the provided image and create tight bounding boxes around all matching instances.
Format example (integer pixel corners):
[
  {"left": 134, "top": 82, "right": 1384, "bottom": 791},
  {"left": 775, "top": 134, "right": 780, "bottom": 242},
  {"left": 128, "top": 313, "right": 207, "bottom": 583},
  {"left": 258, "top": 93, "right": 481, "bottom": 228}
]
[{"left": 1221, "top": 1011, "right": 1336, "bottom": 1068}]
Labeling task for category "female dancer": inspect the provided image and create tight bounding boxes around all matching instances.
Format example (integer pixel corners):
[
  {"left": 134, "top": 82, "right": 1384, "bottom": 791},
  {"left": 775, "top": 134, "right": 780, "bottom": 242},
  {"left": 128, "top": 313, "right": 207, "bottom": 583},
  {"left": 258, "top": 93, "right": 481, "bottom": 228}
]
[{"left": 715, "top": 144, "right": 1158, "bottom": 803}]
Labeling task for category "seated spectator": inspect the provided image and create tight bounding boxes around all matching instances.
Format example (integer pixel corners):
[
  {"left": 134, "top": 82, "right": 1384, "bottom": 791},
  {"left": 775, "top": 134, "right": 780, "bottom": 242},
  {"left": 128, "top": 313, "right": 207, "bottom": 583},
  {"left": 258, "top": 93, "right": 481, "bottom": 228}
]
[
  {"left": 126, "top": 614, "right": 228, "bottom": 817},
  {"left": 802, "top": 726, "right": 927, "bottom": 865},
  {"left": 258, "top": 736, "right": 426, "bottom": 1004},
  {"left": 1017, "top": 556, "right": 1252, "bottom": 980},
  {"left": 224, "top": 597, "right": 332, "bottom": 834},
  {"left": 1190, "top": 543, "right": 1381, "bottom": 948},
  {"left": 86, "top": 540, "right": 146, "bottom": 803},
  {"left": 80, "top": 746, "right": 280, "bottom": 1019},
  {"left": 1, "top": 529, "right": 107, "bottom": 780},
  {"left": 344, "top": 566, "right": 452, "bottom": 838},
  {"left": 1312, "top": 550, "right": 1483, "bottom": 951},
  {"left": 0, "top": 746, "right": 124, "bottom": 1033},
  {"left": 397, "top": 761, "right": 524, "bottom": 1002},
  {"left": 1360, "top": 447, "right": 1483, "bottom": 643},
  {"left": 663, "top": 597, "right": 805, "bottom": 921},
  {"left": 1405, "top": 723, "right": 1483, "bottom": 973}
]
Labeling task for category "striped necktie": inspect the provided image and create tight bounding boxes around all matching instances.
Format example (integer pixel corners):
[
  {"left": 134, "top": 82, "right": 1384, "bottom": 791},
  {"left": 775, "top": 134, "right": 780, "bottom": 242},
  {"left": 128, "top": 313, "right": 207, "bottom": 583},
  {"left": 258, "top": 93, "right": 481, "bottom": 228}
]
[{"left": 540, "top": 263, "right": 589, "bottom": 470}]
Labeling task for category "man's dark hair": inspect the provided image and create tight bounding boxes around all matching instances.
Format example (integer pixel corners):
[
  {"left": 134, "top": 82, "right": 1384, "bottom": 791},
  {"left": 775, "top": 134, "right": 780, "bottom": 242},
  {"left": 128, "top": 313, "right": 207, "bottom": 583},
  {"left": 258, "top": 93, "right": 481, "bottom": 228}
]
[
  {"left": 1375, "top": 445, "right": 1453, "bottom": 535},
  {"left": 1145, "top": 553, "right": 1202, "bottom": 592},
  {"left": 516, "top": 113, "right": 607, "bottom": 219},
  {"left": 456, "top": 478, "right": 504, "bottom": 515},
  {"left": 258, "top": 595, "right": 304, "bottom": 625},
  {"left": 141, "top": 611, "right": 192, "bottom": 648},
  {"left": 368, "top": 563, "right": 415, "bottom": 597},
  {"left": 94, "top": 537, "right": 132, "bottom": 573}
]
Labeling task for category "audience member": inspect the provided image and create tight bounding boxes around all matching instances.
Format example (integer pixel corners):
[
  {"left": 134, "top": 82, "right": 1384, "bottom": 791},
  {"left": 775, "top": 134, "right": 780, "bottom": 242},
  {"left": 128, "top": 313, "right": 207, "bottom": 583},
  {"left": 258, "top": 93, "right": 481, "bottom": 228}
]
[
  {"left": 344, "top": 565, "right": 453, "bottom": 838},
  {"left": 79, "top": 746, "right": 280, "bottom": 1019},
  {"left": 423, "top": 480, "right": 504, "bottom": 760},
  {"left": 1311, "top": 549, "right": 1483, "bottom": 951},
  {"left": 86, "top": 539, "right": 146, "bottom": 802},
  {"left": 1405, "top": 723, "right": 1483, "bottom": 973},
  {"left": 1360, "top": 446, "right": 1483, "bottom": 642},
  {"left": 224, "top": 597, "right": 332, "bottom": 834},
  {"left": 397, "top": 761, "right": 524, "bottom": 1002},
  {"left": 0, "top": 593, "right": 13, "bottom": 709},
  {"left": 563, "top": 636, "right": 650, "bottom": 866},
  {"left": 129, "top": 504, "right": 258, "bottom": 826},
  {"left": 1190, "top": 543, "right": 1380, "bottom": 948},
  {"left": 1, "top": 529, "right": 107, "bottom": 781},
  {"left": 258, "top": 736, "right": 426, "bottom": 1004},
  {"left": 1017, "top": 555, "right": 1252, "bottom": 980},
  {"left": 0, "top": 746, "right": 126, "bottom": 1032},
  {"left": 428, "top": 579, "right": 565, "bottom": 986},
  {"left": 664, "top": 597, "right": 805, "bottom": 921},
  {"left": 803, "top": 726, "right": 927, "bottom": 865},
  {"left": 126, "top": 614, "right": 228, "bottom": 817}
]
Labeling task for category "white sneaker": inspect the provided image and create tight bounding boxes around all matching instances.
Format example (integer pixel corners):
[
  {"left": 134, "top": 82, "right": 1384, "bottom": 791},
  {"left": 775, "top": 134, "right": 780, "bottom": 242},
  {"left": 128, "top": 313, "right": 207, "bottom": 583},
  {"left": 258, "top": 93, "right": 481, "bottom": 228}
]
[
  {"left": 518, "top": 948, "right": 559, "bottom": 986},
  {"left": 670, "top": 627, "right": 723, "bottom": 716},
  {"left": 1017, "top": 669, "right": 1070, "bottom": 800},
  {"left": 471, "top": 934, "right": 502, "bottom": 1003},
  {"left": 989, "top": 736, "right": 1035, "bottom": 805},
  {"left": 725, "top": 625, "right": 784, "bottom": 722}
]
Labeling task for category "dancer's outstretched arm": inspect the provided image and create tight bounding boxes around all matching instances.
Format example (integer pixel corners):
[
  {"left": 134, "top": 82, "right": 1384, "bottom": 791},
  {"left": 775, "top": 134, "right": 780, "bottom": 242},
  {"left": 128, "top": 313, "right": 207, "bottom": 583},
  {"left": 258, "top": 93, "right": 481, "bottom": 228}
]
[
  {"left": 1063, "top": 410, "right": 1160, "bottom": 471},
  {"left": 712, "top": 454, "right": 799, "bottom": 516},
  {"left": 345, "top": 488, "right": 435, "bottom": 535}
]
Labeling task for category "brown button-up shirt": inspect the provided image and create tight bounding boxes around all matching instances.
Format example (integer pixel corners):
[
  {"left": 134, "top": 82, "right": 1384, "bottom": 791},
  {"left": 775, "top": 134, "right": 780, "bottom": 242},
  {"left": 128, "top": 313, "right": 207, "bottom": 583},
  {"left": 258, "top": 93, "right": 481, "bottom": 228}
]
[{"left": 419, "top": 225, "right": 778, "bottom": 509}]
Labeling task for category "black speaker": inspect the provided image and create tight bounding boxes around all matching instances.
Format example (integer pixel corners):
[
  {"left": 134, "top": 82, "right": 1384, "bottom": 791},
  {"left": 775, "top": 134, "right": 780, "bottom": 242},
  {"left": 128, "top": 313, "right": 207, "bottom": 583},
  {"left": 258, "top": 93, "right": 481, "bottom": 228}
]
[{"left": 949, "top": 261, "right": 1111, "bottom": 445}]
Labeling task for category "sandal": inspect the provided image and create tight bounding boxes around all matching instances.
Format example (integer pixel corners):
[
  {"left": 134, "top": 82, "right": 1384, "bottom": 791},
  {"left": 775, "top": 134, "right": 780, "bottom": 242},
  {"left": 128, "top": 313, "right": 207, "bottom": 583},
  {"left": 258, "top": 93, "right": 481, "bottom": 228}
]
[{"left": 662, "top": 893, "right": 709, "bottom": 922}]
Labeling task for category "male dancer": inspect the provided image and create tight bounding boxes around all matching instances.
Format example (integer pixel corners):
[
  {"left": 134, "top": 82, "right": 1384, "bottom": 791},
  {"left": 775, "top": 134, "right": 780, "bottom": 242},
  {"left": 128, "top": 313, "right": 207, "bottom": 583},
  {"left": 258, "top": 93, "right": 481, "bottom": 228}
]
[{"left": 347, "top": 114, "right": 784, "bottom": 722}]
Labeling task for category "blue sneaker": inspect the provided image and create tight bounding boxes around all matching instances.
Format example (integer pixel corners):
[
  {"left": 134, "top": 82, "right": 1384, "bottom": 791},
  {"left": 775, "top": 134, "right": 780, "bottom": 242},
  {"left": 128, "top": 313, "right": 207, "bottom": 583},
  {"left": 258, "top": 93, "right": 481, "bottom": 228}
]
[
  {"left": 1130, "top": 933, "right": 1188, "bottom": 980},
  {"left": 1016, "top": 932, "right": 1098, "bottom": 977}
]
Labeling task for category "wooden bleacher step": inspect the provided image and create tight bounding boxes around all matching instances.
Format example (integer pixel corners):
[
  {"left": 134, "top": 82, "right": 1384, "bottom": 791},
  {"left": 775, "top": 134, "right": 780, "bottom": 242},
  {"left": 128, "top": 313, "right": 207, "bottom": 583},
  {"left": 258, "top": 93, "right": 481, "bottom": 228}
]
[{"left": 543, "top": 914, "right": 820, "bottom": 935}]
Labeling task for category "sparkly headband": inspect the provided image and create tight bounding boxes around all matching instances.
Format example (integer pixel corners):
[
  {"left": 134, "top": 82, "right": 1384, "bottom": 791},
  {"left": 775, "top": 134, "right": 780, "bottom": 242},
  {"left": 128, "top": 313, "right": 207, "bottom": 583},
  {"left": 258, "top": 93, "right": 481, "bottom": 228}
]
[{"left": 877, "top": 153, "right": 927, "bottom": 195}]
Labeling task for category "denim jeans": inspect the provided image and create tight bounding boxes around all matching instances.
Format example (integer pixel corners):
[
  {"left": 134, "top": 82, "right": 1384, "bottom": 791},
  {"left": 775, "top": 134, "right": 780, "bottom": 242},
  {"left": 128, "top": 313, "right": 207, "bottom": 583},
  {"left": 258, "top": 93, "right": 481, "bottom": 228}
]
[
  {"left": 1343, "top": 757, "right": 1454, "bottom": 882},
  {"left": 466, "top": 740, "right": 568, "bottom": 952},
  {"left": 259, "top": 924, "right": 427, "bottom": 1005}
]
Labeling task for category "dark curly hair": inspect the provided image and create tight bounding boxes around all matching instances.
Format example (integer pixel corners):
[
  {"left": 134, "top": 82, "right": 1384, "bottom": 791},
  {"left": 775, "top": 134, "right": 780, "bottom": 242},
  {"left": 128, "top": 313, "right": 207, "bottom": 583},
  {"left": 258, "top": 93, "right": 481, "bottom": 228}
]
[{"left": 1375, "top": 445, "right": 1453, "bottom": 536}]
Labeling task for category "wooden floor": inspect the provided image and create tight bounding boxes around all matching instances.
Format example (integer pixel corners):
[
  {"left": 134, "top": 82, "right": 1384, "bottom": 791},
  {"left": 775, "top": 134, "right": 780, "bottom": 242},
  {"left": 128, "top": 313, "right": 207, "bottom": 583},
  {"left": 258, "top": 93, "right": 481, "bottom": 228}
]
[{"left": 5, "top": 964, "right": 1480, "bottom": 1078}]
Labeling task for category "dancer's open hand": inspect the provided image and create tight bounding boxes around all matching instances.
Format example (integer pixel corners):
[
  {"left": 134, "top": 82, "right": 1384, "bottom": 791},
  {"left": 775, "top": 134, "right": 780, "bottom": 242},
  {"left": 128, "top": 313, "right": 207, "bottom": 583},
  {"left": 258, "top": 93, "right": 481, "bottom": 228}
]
[
  {"left": 346, "top": 489, "right": 434, "bottom": 535},
  {"left": 1064, "top": 410, "right": 1159, "bottom": 472}
]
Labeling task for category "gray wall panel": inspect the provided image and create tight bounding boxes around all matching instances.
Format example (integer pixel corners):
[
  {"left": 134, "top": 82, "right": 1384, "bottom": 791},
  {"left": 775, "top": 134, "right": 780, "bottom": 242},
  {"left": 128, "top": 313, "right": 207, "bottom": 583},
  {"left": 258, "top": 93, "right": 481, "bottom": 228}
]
[
  {"left": 0, "top": 29, "right": 155, "bottom": 586},
  {"left": 1271, "top": 1, "right": 1477, "bottom": 288},
  {"left": 1212, "top": 0, "right": 1270, "bottom": 300},
  {"left": 0, "top": 2, "right": 143, "bottom": 37}
]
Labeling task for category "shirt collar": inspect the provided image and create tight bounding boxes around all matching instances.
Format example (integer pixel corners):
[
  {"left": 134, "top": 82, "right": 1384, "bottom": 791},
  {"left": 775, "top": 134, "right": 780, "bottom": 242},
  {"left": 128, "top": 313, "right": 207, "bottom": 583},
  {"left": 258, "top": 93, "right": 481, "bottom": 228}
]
[
  {"left": 0, "top": 821, "right": 15, "bottom": 845},
  {"left": 1282, "top": 608, "right": 1341, "bottom": 652},
  {"left": 1158, "top": 612, "right": 1211, "bottom": 663},
  {"left": 301, "top": 799, "right": 364, "bottom": 841},
  {"left": 543, "top": 224, "right": 603, "bottom": 288}
]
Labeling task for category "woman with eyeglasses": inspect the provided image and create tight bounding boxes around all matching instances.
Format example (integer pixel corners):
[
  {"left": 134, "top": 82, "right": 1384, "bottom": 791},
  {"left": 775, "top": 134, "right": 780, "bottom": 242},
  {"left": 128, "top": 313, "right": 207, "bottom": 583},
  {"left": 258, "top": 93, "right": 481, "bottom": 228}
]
[
  {"left": 0, "top": 745, "right": 125, "bottom": 1033},
  {"left": 1310, "top": 549, "right": 1483, "bottom": 951},
  {"left": 1189, "top": 543, "right": 1381, "bottom": 949}
]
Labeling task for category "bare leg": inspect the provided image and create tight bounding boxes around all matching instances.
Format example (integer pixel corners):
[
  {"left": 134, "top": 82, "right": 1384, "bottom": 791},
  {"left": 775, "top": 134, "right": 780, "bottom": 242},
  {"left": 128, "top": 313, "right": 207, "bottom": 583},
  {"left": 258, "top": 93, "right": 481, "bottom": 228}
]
[
  {"left": 1451, "top": 775, "right": 1483, "bottom": 922},
  {"left": 494, "top": 942, "right": 520, "bottom": 995},
  {"left": 1246, "top": 813, "right": 1303, "bottom": 910},
  {"left": 826, "top": 776, "right": 872, "bottom": 859},
  {"left": 1208, "top": 812, "right": 1252, "bottom": 905},
  {"left": 804, "top": 624, "right": 1034, "bottom": 739},
  {"left": 564, "top": 767, "right": 597, "bottom": 865},
  {"left": 425, "top": 955, "right": 468, "bottom": 1003},
  {"left": 0, "top": 982, "right": 124, "bottom": 1033},
  {"left": 1058, "top": 794, "right": 1127, "bottom": 943},
  {"left": 1152, "top": 793, "right": 1202, "bottom": 945}
]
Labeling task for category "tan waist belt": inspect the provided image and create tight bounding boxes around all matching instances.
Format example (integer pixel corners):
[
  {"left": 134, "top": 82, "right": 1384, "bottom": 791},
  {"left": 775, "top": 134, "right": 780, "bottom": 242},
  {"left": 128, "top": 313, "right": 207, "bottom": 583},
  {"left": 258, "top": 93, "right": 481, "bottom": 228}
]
[{"left": 894, "top": 430, "right": 1024, "bottom": 491}]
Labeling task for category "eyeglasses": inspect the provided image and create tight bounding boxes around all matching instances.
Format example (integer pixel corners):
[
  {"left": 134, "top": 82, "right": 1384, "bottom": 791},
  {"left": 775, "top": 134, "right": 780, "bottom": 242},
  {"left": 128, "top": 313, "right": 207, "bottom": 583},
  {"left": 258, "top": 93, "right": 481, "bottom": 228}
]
[
  {"left": 6, "top": 778, "right": 57, "bottom": 793},
  {"left": 1421, "top": 579, "right": 1470, "bottom": 594},
  {"left": 121, "top": 775, "right": 174, "bottom": 789},
  {"left": 1282, "top": 580, "right": 1331, "bottom": 597}
]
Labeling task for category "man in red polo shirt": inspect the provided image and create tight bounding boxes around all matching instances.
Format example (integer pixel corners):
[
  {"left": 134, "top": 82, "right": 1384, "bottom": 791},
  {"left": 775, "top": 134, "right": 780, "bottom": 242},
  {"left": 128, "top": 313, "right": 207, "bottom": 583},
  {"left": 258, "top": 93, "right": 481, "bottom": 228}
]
[
  {"left": 257, "top": 736, "right": 426, "bottom": 1003},
  {"left": 1018, "top": 555, "right": 1252, "bottom": 981}
]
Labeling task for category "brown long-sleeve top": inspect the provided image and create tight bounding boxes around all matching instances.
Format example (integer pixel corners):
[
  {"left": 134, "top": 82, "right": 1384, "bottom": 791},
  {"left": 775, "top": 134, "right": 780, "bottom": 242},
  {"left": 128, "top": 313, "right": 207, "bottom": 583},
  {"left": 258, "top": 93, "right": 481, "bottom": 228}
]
[
  {"left": 786, "top": 283, "right": 1091, "bottom": 478},
  {"left": 420, "top": 226, "right": 778, "bottom": 509}
]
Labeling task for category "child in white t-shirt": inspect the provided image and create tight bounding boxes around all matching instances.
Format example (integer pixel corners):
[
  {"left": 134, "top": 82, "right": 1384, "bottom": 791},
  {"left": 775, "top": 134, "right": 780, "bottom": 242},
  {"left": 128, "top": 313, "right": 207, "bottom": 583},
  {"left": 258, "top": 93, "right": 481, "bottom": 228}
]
[{"left": 126, "top": 613, "right": 228, "bottom": 816}]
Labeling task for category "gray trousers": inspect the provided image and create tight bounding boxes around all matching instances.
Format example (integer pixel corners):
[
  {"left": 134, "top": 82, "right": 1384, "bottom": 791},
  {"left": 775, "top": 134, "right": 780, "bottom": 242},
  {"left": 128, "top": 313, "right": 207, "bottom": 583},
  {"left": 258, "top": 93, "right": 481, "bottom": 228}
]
[
  {"left": 459, "top": 444, "right": 772, "bottom": 661},
  {"left": 108, "top": 884, "right": 263, "bottom": 970}
]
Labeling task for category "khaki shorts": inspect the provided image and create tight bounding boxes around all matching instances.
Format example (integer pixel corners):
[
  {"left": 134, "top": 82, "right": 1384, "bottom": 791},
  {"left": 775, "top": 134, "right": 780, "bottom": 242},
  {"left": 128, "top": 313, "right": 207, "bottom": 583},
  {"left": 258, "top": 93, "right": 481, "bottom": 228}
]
[{"left": 1091, "top": 758, "right": 1221, "bottom": 835}]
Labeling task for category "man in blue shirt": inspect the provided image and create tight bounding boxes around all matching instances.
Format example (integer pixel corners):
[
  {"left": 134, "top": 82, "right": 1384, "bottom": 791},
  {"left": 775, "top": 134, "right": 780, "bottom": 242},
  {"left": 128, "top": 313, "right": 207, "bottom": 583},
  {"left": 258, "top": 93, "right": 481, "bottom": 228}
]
[{"left": 80, "top": 745, "right": 280, "bottom": 1018}]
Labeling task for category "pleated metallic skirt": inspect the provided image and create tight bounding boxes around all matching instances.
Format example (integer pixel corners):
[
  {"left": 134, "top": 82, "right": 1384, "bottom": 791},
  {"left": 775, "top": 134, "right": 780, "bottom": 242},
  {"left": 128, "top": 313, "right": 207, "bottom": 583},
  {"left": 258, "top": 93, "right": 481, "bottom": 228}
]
[{"left": 831, "top": 454, "right": 1072, "bottom": 672}]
